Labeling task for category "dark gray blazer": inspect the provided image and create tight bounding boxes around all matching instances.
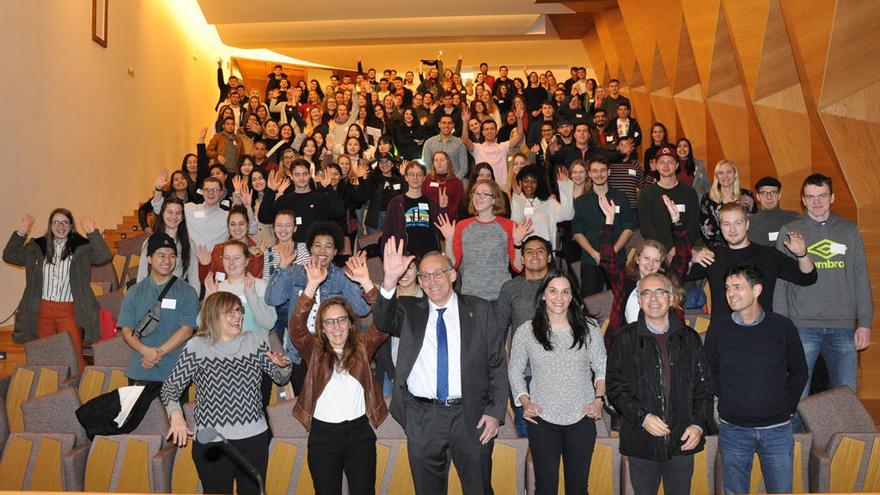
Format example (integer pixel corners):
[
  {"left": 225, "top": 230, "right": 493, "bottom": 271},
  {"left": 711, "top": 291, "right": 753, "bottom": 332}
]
[{"left": 373, "top": 291, "right": 509, "bottom": 441}]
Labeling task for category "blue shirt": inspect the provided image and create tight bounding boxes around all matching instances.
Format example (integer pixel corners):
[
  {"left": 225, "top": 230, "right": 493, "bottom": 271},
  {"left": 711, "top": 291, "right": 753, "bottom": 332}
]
[{"left": 118, "top": 276, "right": 199, "bottom": 381}]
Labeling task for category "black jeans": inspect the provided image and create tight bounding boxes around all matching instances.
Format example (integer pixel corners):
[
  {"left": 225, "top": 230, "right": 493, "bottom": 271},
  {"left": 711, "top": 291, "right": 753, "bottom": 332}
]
[
  {"left": 528, "top": 416, "right": 598, "bottom": 495},
  {"left": 192, "top": 429, "right": 269, "bottom": 495},
  {"left": 307, "top": 415, "right": 377, "bottom": 495},
  {"left": 580, "top": 263, "right": 608, "bottom": 296},
  {"left": 628, "top": 454, "right": 694, "bottom": 495}
]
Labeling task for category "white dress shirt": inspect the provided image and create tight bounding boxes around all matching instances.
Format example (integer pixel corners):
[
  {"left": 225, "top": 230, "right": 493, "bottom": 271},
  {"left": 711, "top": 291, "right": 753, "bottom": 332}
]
[{"left": 380, "top": 287, "right": 462, "bottom": 399}]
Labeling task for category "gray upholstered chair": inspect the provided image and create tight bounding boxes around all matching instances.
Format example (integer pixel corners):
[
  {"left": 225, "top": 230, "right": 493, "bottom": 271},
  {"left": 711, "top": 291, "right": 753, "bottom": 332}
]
[{"left": 0, "top": 432, "right": 87, "bottom": 491}]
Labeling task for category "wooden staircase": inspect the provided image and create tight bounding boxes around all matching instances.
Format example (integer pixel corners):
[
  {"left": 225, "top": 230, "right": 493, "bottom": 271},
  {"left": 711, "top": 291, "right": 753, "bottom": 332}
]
[{"left": 102, "top": 209, "right": 149, "bottom": 255}]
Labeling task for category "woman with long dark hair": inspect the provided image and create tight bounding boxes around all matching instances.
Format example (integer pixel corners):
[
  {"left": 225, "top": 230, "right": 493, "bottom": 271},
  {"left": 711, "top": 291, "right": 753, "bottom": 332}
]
[
  {"left": 509, "top": 270, "right": 606, "bottom": 495},
  {"left": 675, "top": 137, "right": 710, "bottom": 200},
  {"left": 4, "top": 209, "right": 112, "bottom": 369},
  {"left": 137, "top": 198, "right": 198, "bottom": 290},
  {"left": 289, "top": 254, "right": 387, "bottom": 494},
  {"left": 644, "top": 123, "right": 670, "bottom": 170}
]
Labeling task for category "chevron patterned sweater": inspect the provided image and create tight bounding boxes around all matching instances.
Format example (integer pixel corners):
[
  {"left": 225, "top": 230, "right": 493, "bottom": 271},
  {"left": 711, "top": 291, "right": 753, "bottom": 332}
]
[{"left": 161, "top": 331, "right": 291, "bottom": 441}]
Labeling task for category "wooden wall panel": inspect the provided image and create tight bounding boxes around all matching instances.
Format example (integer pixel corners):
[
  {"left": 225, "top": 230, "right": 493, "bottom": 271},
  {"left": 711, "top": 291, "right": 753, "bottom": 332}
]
[
  {"left": 778, "top": 0, "right": 836, "bottom": 107},
  {"left": 680, "top": 0, "right": 721, "bottom": 94},
  {"left": 721, "top": 0, "right": 771, "bottom": 99},
  {"left": 582, "top": 28, "right": 608, "bottom": 83}
]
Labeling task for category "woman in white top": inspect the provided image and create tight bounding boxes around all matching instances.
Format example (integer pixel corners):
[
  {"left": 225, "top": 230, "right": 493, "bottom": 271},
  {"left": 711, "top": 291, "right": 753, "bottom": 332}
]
[
  {"left": 289, "top": 254, "right": 388, "bottom": 495},
  {"left": 511, "top": 164, "right": 575, "bottom": 251}
]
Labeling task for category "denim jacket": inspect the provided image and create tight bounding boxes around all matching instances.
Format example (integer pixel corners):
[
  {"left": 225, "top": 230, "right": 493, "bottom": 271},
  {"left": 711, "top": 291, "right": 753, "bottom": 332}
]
[{"left": 265, "top": 263, "right": 371, "bottom": 363}]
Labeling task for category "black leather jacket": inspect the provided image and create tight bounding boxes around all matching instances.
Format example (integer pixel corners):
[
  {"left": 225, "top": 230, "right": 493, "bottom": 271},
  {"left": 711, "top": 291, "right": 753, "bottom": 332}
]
[{"left": 606, "top": 315, "right": 715, "bottom": 461}]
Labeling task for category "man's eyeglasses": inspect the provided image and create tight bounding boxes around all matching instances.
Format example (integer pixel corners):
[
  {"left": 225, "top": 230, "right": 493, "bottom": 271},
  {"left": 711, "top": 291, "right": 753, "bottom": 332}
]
[
  {"left": 638, "top": 288, "right": 672, "bottom": 299},
  {"left": 203, "top": 188, "right": 222, "bottom": 194},
  {"left": 418, "top": 268, "right": 454, "bottom": 282}
]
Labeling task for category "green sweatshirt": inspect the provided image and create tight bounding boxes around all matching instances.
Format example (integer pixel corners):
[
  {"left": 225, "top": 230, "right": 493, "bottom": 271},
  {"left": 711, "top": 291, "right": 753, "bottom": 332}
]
[{"left": 773, "top": 213, "right": 873, "bottom": 329}]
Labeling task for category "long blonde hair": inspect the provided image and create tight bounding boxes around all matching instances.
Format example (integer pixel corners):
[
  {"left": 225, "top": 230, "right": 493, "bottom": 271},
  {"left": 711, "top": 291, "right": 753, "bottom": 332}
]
[
  {"left": 197, "top": 292, "right": 243, "bottom": 344},
  {"left": 708, "top": 159, "right": 742, "bottom": 204}
]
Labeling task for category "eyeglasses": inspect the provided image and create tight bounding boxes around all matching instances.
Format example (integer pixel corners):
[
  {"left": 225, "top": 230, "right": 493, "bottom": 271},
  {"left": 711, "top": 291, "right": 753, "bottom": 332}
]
[
  {"left": 418, "top": 268, "right": 454, "bottom": 282},
  {"left": 226, "top": 307, "right": 245, "bottom": 317},
  {"left": 322, "top": 316, "right": 350, "bottom": 327},
  {"left": 757, "top": 190, "right": 779, "bottom": 197},
  {"left": 51, "top": 220, "right": 70, "bottom": 226},
  {"left": 203, "top": 188, "right": 222, "bottom": 194},
  {"left": 473, "top": 192, "right": 495, "bottom": 199},
  {"left": 638, "top": 288, "right": 672, "bottom": 299}
]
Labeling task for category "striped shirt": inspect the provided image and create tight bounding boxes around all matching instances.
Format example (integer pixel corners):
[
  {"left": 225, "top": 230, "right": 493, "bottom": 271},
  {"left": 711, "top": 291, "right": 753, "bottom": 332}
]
[
  {"left": 42, "top": 241, "right": 73, "bottom": 302},
  {"left": 608, "top": 161, "right": 655, "bottom": 211}
]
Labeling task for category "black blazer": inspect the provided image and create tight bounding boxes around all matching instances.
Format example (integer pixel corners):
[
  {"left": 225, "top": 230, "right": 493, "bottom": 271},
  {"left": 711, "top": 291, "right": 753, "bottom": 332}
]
[{"left": 373, "top": 292, "right": 509, "bottom": 442}]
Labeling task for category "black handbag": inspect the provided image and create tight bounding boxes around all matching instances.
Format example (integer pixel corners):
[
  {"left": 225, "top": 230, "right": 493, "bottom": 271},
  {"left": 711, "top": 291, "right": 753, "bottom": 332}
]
[{"left": 134, "top": 276, "right": 177, "bottom": 339}]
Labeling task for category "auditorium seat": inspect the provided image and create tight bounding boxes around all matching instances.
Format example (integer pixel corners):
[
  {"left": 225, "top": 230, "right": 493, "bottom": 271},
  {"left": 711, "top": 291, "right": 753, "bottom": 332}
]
[
  {"left": 170, "top": 402, "right": 199, "bottom": 494},
  {"left": 21, "top": 385, "right": 88, "bottom": 447},
  {"left": 6, "top": 364, "right": 71, "bottom": 433},
  {"left": 115, "top": 234, "right": 146, "bottom": 288},
  {"left": 620, "top": 435, "right": 717, "bottom": 495},
  {"left": 527, "top": 436, "right": 620, "bottom": 495},
  {"left": 713, "top": 432, "right": 812, "bottom": 494},
  {"left": 265, "top": 437, "right": 313, "bottom": 494},
  {"left": 0, "top": 432, "right": 87, "bottom": 491},
  {"left": 77, "top": 366, "right": 128, "bottom": 403},
  {"left": 84, "top": 434, "right": 174, "bottom": 493},
  {"left": 0, "top": 396, "right": 7, "bottom": 454},
  {"left": 96, "top": 288, "right": 126, "bottom": 320},
  {"left": 797, "top": 386, "right": 880, "bottom": 492},
  {"left": 90, "top": 261, "right": 120, "bottom": 295},
  {"left": 91, "top": 335, "right": 132, "bottom": 367},
  {"left": 584, "top": 289, "right": 613, "bottom": 325},
  {"left": 128, "top": 396, "right": 171, "bottom": 439},
  {"left": 24, "top": 332, "right": 81, "bottom": 380}
]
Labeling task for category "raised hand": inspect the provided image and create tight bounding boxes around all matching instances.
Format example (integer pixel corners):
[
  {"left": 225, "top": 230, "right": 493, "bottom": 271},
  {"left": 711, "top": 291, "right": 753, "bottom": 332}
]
[
  {"left": 80, "top": 217, "right": 97, "bottom": 233},
  {"left": 662, "top": 194, "right": 680, "bottom": 223},
  {"left": 399, "top": 159, "right": 409, "bottom": 176},
  {"left": 783, "top": 231, "right": 807, "bottom": 257},
  {"left": 204, "top": 273, "right": 219, "bottom": 295},
  {"left": 434, "top": 213, "right": 456, "bottom": 240},
  {"left": 196, "top": 244, "right": 212, "bottom": 266},
  {"left": 511, "top": 179, "right": 522, "bottom": 195},
  {"left": 556, "top": 165, "right": 570, "bottom": 183},
  {"left": 438, "top": 187, "right": 449, "bottom": 208},
  {"left": 239, "top": 183, "right": 253, "bottom": 206},
  {"left": 692, "top": 248, "right": 715, "bottom": 267},
  {"left": 216, "top": 154, "right": 226, "bottom": 165},
  {"left": 155, "top": 169, "right": 169, "bottom": 190},
  {"left": 344, "top": 251, "right": 372, "bottom": 288},
  {"left": 267, "top": 170, "right": 280, "bottom": 191},
  {"left": 515, "top": 106, "right": 525, "bottom": 121},
  {"left": 461, "top": 106, "right": 471, "bottom": 123},
  {"left": 277, "top": 177, "right": 291, "bottom": 196},
  {"left": 598, "top": 194, "right": 616, "bottom": 225},
  {"left": 198, "top": 127, "right": 208, "bottom": 143},
  {"left": 303, "top": 257, "right": 329, "bottom": 296},
  {"left": 244, "top": 272, "right": 256, "bottom": 291},
  {"left": 357, "top": 162, "right": 369, "bottom": 179},
  {"left": 17, "top": 214, "right": 34, "bottom": 235},
  {"left": 232, "top": 174, "right": 243, "bottom": 193},
  {"left": 382, "top": 236, "right": 416, "bottom": 291},
  {"left": 512, "top": 217, "right": 534, "bottom": 246}
]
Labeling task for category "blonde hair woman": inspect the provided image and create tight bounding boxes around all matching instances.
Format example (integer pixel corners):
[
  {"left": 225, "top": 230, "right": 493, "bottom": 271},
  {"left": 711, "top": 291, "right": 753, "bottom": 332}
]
[{"left": 699, "top": 160, "right": 757, "bottom": 248}]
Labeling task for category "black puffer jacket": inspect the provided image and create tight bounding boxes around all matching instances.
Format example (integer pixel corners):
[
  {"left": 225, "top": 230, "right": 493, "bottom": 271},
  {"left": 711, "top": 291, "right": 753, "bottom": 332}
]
[{"left": 606, "top": 315, "right": 714, "bottom": 461}]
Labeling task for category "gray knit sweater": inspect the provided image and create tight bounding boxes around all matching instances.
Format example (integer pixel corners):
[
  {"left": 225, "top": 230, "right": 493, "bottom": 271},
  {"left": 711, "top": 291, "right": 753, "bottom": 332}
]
[{"left": 161, "top": 331, "right": 291, "bottom": 441}]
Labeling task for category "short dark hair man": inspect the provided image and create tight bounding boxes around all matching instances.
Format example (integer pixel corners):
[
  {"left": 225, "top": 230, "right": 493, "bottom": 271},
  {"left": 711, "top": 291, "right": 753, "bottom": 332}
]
[
  {"left": 748, "top": 176, "right": 800, "bottom": 246},
  {"left": 706, "top": 264, "right": 807, "bottom": 494}
]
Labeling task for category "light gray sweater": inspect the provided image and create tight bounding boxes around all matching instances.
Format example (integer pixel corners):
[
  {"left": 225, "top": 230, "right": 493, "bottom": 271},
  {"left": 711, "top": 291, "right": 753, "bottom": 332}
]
[
  {"left": 773, "top": 213, "right": 873, "bottom": 329},
  {"left": 508, "top": 320, "right": 606, "bottom": 426}
]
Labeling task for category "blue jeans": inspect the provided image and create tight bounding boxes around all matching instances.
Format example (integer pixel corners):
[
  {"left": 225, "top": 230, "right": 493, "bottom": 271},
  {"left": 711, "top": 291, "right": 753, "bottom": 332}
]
[
  {"left": 798, "top": 327, "right": 857, "bottom": 396},
  {"left": 719, "top": 420, "right": 794, "bottom": 494}
]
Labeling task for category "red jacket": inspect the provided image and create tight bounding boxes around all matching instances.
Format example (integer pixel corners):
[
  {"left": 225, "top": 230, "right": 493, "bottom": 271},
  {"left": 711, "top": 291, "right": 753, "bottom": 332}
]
[
  {"left": 423, "top": 174, "right": 464, "bottom": 221},
  {"left": 198, "top": 237, "right": 264, "bottom": 284}
]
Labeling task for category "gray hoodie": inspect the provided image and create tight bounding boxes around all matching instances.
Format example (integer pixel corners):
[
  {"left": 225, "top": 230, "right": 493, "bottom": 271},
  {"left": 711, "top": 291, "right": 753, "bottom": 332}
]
[{"left": 773, "top": 213, "right": 872, "bottom": 329}]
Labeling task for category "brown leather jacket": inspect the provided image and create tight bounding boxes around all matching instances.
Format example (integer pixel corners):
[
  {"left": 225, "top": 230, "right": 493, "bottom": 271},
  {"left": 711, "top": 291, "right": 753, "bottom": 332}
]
[{"left": 289, "top": 290, "right": 389, "bottom": 431}]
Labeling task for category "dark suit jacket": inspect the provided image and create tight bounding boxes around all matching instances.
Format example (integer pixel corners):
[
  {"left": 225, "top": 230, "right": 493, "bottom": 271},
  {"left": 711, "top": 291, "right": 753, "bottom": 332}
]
[{"left": 373, "top": 291, "right": 508, "bottom": 442}]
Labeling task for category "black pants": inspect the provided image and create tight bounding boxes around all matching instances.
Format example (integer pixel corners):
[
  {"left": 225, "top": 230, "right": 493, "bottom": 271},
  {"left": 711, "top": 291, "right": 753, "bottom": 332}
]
[
  {"left": 404, "top": 396, "right": 494, "bottom": 495},
  {"left": 580, "top": 263, "right": 608, "bottom": 296},
  {"left": 628, "top": 454, "right": 694, "bottom": 495},
  {"left": 308, "top": 415, "right": 377, "bottom": 495},
  {"left": 192, "top": 430, "right": 269, "bottom": 495},
  {"left": 528, "top": 416, "right": 597, "bottom": 495},
  {"left": 290, "top": 359, "right": 308, "bottom": 395}
]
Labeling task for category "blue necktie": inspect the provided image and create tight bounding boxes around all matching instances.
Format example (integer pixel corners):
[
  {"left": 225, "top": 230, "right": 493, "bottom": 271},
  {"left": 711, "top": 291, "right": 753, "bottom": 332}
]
[{"left": 436, "top": 308, "right": 448, "bottom": 401}]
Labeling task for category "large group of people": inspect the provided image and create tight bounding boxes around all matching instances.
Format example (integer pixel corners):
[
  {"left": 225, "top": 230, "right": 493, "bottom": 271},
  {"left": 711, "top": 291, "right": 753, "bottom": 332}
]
[{"left": 4, "top": 57, "right": 873, "bottom": 495}]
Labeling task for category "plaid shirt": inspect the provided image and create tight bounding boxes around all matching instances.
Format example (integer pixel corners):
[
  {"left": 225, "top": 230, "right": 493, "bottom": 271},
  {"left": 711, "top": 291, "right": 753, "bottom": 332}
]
[{"left": 600, "top": 223, "right": 691, "bottom": 349}]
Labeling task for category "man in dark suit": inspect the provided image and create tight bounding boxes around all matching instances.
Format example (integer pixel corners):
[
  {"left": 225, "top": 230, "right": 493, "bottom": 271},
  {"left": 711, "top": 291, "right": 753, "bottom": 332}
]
[{"left": 374, "top": 237, "right": 508, "bottom": 495}]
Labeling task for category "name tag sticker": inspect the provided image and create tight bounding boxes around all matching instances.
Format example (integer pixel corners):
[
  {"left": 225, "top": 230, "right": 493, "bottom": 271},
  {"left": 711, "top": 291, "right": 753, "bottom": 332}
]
[
  {"left": 633, "top": 131, "right": 639, "bottom": 137},
  {"left": 393, "top": 183, "right": 401, "bottom": 190},
  {"left": 429, "top": 182, "right": 439, "bottom": 187},
  {"left": 768, "top": 232, "right": 779, "bottom": 241},
  {"left": 215, "top": 272, "right": 226, "bottom": 282},
  {"left": 418, "top": 203, "right": 429, "bottom": 210},
  {"left": 295, "top": 217, "right": 303, "bottom": 225},
  {"left": 193, "top": 209, "right": 206, "bottom": 218},
  {"left": 830, "top": 243, "right": 847, "bottom": 255},
  {"left": 606, "top": 135, "right": 614, "bottom": 142},
  {"left": 524, "top": 207, "right": 535, "bottom": 216},
  {"left": 628, "top": 169, "right": 637, "bottom": 176},
  {"left": 676, "top": 204, "right": 686, "bottom": 213},
  {"left": 160, "top": 299, "right": 177, "bottom": 310},
  {"left": 615, "top": 205, "right": 621, "bottom": 213}
]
